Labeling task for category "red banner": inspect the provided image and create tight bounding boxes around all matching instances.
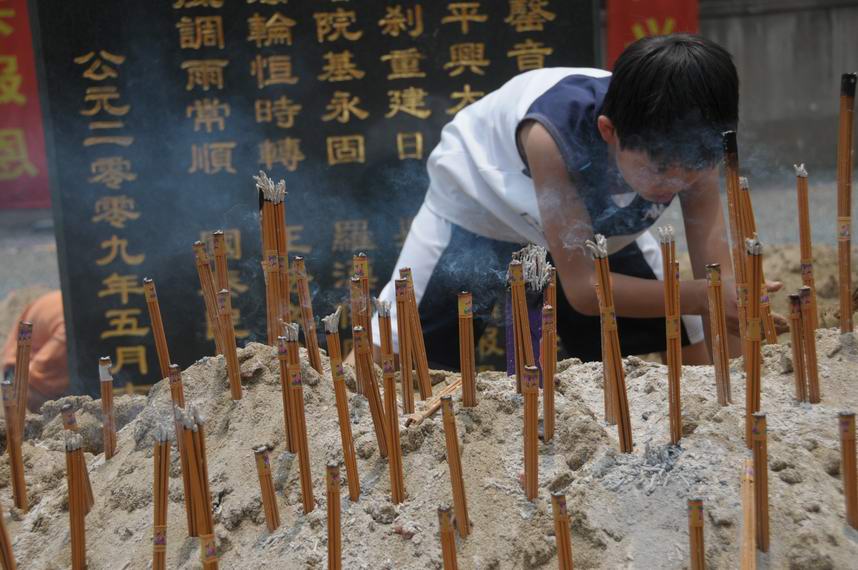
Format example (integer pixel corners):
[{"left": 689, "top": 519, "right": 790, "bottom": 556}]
[
  {"left": 606, "top": 0, "right": 699, "bottom": 68},
  {"left": 0, "top": 0, "right": 50, "bottom": 209}
]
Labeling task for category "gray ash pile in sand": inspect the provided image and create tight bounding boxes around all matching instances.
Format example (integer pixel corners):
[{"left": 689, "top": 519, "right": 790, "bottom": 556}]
[{"left": 3, "top": 330, "right": 858, "bottom": 569}]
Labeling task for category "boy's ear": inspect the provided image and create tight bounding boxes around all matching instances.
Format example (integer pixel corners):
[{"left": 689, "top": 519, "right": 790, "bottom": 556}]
[{"left": 597, "top": 115, "right": 617, "bottom": 146}]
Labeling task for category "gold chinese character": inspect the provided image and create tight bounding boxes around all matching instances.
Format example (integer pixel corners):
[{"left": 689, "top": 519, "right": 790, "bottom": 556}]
[
  {"left": 446, "top": 83, "right": 485, "bottom": 114},
  {"left": 287, "top": 225, "right": 312, "bottom": 255},
  {"left": 441, "top": 2, "right": 487, "bottom": 34},
  {"left": 331, "top": 259, "right": 379, "bottom": 290},
  {"left": 505, "top": 0, "right": 556, "bottom": 32},
  {"left": 187, "top": 98, "right": 230, "bottom": 132},
  {"left": 258, "top": 137, "right": 305, "bottom": 172},
  {"left": 93, "top": 196, "right": 140, "bottom": 228},
  {"left": 0, "top": 9, "right": 14, "bottom": 37},
  {"left": 380, "top": 48, "right": 425, "bottom": 80},
  {"left": 314, "top": 8, "right": 363, "bottom": 43},
  {"left": 100, "top": 309, "right": 150, "bottom": 339},
  {"left": 189, "top": 142, "right": 237, "bottom": 174},
  {"left": 180, "top": 59, "right": 228, "bottom": 91},
  {"left": 96, "top": 235, "right": 145, "bottom": 266},
  {"left": 0, "top": 129, "right": 37, "bottom": 180},
  {"left": 0, "top": 56, "right": 25, "bottom": 105},
  {"left": 631, "top": 17, "right": 676, "bottom": 40},
  {"left": 200, "top": 229, "right": 242, "bottom": 260},
  {"left": 326, "top": 135, "right": 365, "bottom": 166},
  {"left": 386, "top": 88, "right": 431, "bottom": 119},
  {"left": 247, "top": 12, "right": 296, "bottom": 47},
  {"left": 246, "top": 0, "right": 287, "bottom": 4},
  {"left": 176, "top": 16, "right": 225, "bottom": 49},
  {"left": 206, "top": 307, "right": 249, "bottom": 340},
  {"left": 98, "top": 273, "right": 145, "bottom": 304},
  {"left": 478, "top": 326, "right": 504, "bottom": 358},
  {"left": 228, "top": 269, "right": 249, "bottom": 295},
  {"left": 83, "top": 135, "right": 134, "bottom": 147},
  {"left": 110, "top": 345, "right": 148, "bottom": 375},
  {"left": 394, "top": 216, "right": 413, "bottom": 249},
  {"left": 378, "top": 4, "right": 423, "bottom": 38},
  {"left": 80, "top": 86, "right": 130, "bottom": 117},
  {"left": 322, "top": 91, "right": 369, "bottom": 123},
  {"left": 331, "top": 219, "right": 376, "bottom": 252},
  {"left": 318, "top": 51, "right": 365, "bottom": 82},
  {"left": 396, "top": 132, "right": 423, "bottom": 160},
  {"left": 89, "top": 156, "right": 137, "bottom": 189},
  {"left": 74, "top": 50, "right": 126, "bottom": 81},
  {"left": 507, "top": 39, "right": 553, "bottom": 71},
  {"left": 444, "top": 43, "right": 490, "bottom": 76},
  {"left": 173, "top": 0, "right": 224, "bottom": 8},
  {"left": 251, "top": 55, "right": 299, "bottom": 88},
  {"left": 255, "top": 96, "right": 302, "bottom": 128}
]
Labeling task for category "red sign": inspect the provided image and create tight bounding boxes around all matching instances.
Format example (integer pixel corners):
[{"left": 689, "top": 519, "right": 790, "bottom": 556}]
[
  {"left": 0, "top": 0, "right": 50, "bottom": 209},
  {"left": 606, "top": 0, "right": 699, "bottom": 68}
]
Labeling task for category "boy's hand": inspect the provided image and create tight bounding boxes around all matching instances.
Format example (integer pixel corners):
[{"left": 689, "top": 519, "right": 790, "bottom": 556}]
[{"left": 720, "top": 278, "right": 783, "bottom": 335}]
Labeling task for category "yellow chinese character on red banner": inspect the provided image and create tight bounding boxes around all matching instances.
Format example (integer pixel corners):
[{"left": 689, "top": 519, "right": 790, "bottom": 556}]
[
  {"left": 110, "top": 345, "right": 148, "bottom": 375},
  {"left": 258, "top": 137, "right": 305, "bottom": 172},
  {"left": 255, "top": 96, "right": 302, "bottom": 128},
  {"left": 181, "top": 59, "right": 228, "bottom": 91},
  {"left": 326, "top": 135, "right": 365, "bottom": 165},
  {"left": 505, "top": 0, "right": 556, "bottom": 32},
  {"left": 80, "top": 86, "right": 130, "bottom": 116},
  {"left": 380, "top": 48, "right": 425, "bottom": 80},
  {"left": 247, "top": 12, "right": 296, "bottom": 47},
  {"left": 314, "top": 8, "right": 363, "bottom": 43},
  {"left": 378, "top": 4, "right": 423, "bottom": 38},
  {"left": 96, "top": 235, "right": 145, "bottom": 266},
  {"left": 287, "top": 225, "right": 312, "bottom": 255},
  {"left": 173, "top": 0, "right": 224, "bottom": 8},
  {"left": 446, "top": 83, "right": 485, "bottom": 115},
  {"left": 89, "top": 156, "right": 137, "bottom": 189},
  {"left": 176, "top": 16, "right": 225, "bottom": 49},
  {"left": 331, "top": 219, "right": 376, "bottom": 252},
  {"left": 100, "top": 309, "right": 150, "bottom": 339},
  {"left": 0, "top": 129, "right": 37, "bottom": 180},
  {"left": 0, "top": 56, "right": 25, "bottom": 105},
  {"left": 318, "top": 51, "right": 365, "bottom": 82},
  {"left": 631, "top": 17, "right": 676, "bottom": 40},
  {"left": 251, "top": 55, "right": 299, "bottom": 88},
  {"left": 188, "top": 142, "right": 237, "bottom": 174},
  {"left": 441, "top": 2, "right": 487, "bottom": 34},
  {"left": 507, "top": 39, "right": 553, "bottom": 71},
  {"left": 0, "top": 9, "right": 14, "bottom": 37},
  {"left": 92, "top": 196, "right": 140, "bottom": 229},
  {"left": 444, "top": 43, "right": 490, "bottom": 76},
  {"left": 187, "top": 98, "right": 230, "bottom": 132},
  {"left": 98, "top": 273, "right": 145, "bottom": 304},
  {"left": 396, "top": 132, "right": 423, "bottom": 160},
  {"left": 386, "top": 88, "right": 431, "bottom": 119},
  {"left": 322, "top": 91, "right": 369, "bottom": 123},
  {"left": 74, "top": 50, "right": 126, "bottom": 81}
]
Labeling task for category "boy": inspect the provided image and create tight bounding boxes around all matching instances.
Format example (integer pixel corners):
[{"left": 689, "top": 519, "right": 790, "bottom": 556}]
[{"left": 372, "top": 34, "right": 749, "bottom": 368}]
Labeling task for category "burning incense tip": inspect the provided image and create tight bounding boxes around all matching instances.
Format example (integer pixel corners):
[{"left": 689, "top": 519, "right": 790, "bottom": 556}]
[
  {"left": 373, "top": 298, "right": 391, "bottom": 318},
  {"left": 253, "top": 170, "right": 287, "bottom": 204},
  {"left": 745, "top": 237, "right": 763, "bottom": 256},
  {"left": 283, "top": 322, "right": 300, "bottom": 342},
  {"left": 842, "top": 72, "right": 857, "bottom": 97},
  {"left": 98, "top": 357, "right": 112, "bottom": 380},
  {"left": 794, "top": 163, "right": 808, "bottom": 178},
  {"left": 322, "top": 307, "right": 342, "bottom": 334},
  {"left": 64, "top": 433, "right": 82, "bottom": 451},
  {"left": 722, "top": 130, "right": 738, "bottom": 154},
  {"left": 739, "top": 176, "right": 750, "bottom": 190},
  {"left": 657, "top": 225, "right": 675, "bottom": 243},
  {"left": 584, "top": 234, "right": 608, "bottom": 259}
]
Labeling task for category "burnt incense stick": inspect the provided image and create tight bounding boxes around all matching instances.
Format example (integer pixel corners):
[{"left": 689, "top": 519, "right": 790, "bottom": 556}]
[
  {"left": 2, "top": 380, "right": 26, "bottom": 511},
  {"left": 217, "top": 289, "right": 242, "bottom": 400},
  {"left": 441, "top": 396, "right": 470, "bottom": 537},
  {"left": 837, "top": 73, "right": 857, "bottom": 333},
  {"left": 65, "top": 434, "right": 86, "bottom": 570},
  {"left": 659, "top": 226, "right": 683, "bottom": 445},
  {"left": 99, "top": 357, "right": 117, "bottom": 460},
  {"left": 438, "top": 506, "right": 458, "bottom": 569},
  {"left": 551, "top": 493, "right": 574, "bottom": 570},
  {"left": 585, "top": 235, "right": 633, "bottom": 452},
  {"left": 262, "top": 253, "right": 282, "bottom": 346},
  {"left": 706, "top": 264, "right": 732, "bottom": 406},
  {"left": 377, "top": 300, "right": 406, "bottom": 504},
  {"left": 61, "top": 404, "right": 94, "bottom": 511},
  {"left": 400, "top": 268, "right": 432, "bottom": 399},
  {"left": 740, "top": 458, "right": 756, "bottom": 570},
  {"left": 800, "top": 287, "right": 821, "bottom": 403},
  {"left": 257, "top": 173, "right": 292, "bottom": 339},
  {"left": 354, "top": 253, "right": 374, "bottom": 349},
  {"left": 840, "top": 412, "right": 858, "bottom": 529},
  {"left": 751, "top": 413, "right": 769, "bottom": 553},
  {"left": 541, "top": 304, "right": 556, "bottom": 441},
  {"left": 322, "top": 309, "right": 360, "bottom": 501},
  {"left": 193, "top": 241, "right": 224, "bottom": 356},
  {"left": 354, "top": 326, "right": 389, "bottom": 458},
  {"left": 13, "top": 322, "right": 31, "bottom": 432},
  {"left": 143, "top": 278, "right": 171, "bottom": 380},
  {"left": 544, "top": 267, "right": 557, "bottom": 312},
  {"left": 744, "top": 239, "right": 763, "bottom": 448},
  {"left": 738, "top": 178, "right": 778, "bottom": 345},
  {"left": 212, "top": 230, "right": 229, "bottom": 294},
  {"left": 688, "top": 499, "right": 705, "bottom": 570},
  {"left": 349, "top": 276, "right": 368, "bottom": 396},
  {"left": 153, "top": 428, "right": 169, "bottom": 570},
  {"left": 253, "top": 445, "right": 280, "bottom": 531},
  {"left": 522, "top": 365, "right": 539, "bottom": 501},
  {"left": 723, "top": 132, "right": 749, "bottom": 349},
  {"left": 794, "top": 164, "right": 820, "bottom": 330},
  {"left": 788, "top": 295, "right": 808, "bottom": 403},
  {"left": 594, "top": 279, "right": 617, "bottom": 426},
  {"left": 284, "top": 324, "right": 315, "bottom": 514},
  {"left": 404, "top": 379, "right": 463, "bottom": 427},
  {"left": 0, "top": 501, "right": 16, "bottom": 570},
  {"left": 395, "top": 279, "right": 416, "bottom": 414},
  {"left": 293, "top": 257, "right": 323, "bottom": 373},
  {"left": 458, "top": 292, "right": 477, "bottom": 408},
  {"left": 327, "top": 464, "right": 342, "bottom": 570},
  {"left": 276, "top": 336, "right": 296, "bottom": 454},
  {"left": 508, "top": 260, "right": 535, "bottom": 394}
]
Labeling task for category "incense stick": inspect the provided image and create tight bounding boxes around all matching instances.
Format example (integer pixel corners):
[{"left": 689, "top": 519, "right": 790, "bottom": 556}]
[
  {"left": 688, "top": 499, "right": 705, "bottom": 570},
  {"left": 788, "top": 295, "right": 808, "bottom": 403},
  {"left": 178, "top": 407, "right": 217, "bottom": 566},
  {"left": 541, "top": 304, "right": 556, "bottom": 441},
  {"left": 276, "top": 335, "right": 296, "bottom": 453},
  {"left": 400, "top": 268, "right": 432, "bottom": 399},
  {"left": 744, "top": 239, "right": 763, "bottom": 448},
  {"left": 740, "top": 457, "right": 756, "bottom": 570},
  {"left": 293, "top": 257, "right": 323, "bottom": 373},
  {"left": 0, "top": 501, "right": 16, "bottom": 570},
  {"left": 193, "top": 241, "right": 224, "bottom": 355},
  {"left": 508, "top": 260, "right": 535, "bottom": 394},
  {"left": 840, "top": 412, "right": 858, "bottom": 529},
  {"left": 353, "top": 326, "right": 389, "bottom": 458},
  {"left": 284, "top": 325, "right": 314, "bottom": 514},
  {"left": 395, "top": 279, "right": 416, "bottom": 414},
  {"left": 794, "top": 164, "right": 820, "bottom": 330},
  {"left": 458, "top": 292, "right": 477, "bottom": 408},
  {"left": 738, "top": 178, "right": 778, "bottom": 345},
  {"left": 349, "top": 277, "right": 368, "bottom": 396},
  {"left": 551, "top": 493, "right": 574, "bottom": 570},
  {"left": 322, "top": 309, "right": 360, "bottom": 501},
  {"left": 1, "top": 380, "right": 26, "bottom": 511},
  {"left": 12, "top": 322, "right": 31, "bottom": 433},
  {"left": 594, "top": 279, "right": 616, "bottom": 425},
  {"left": 404, "top": 379, "right": 463, "bottom": 427},
  {"left": 327, "top": 464, "right": 342, "bottom": 570},
  {"left": 751, "top": 413, "right": 769, "bottom": 552},
  {"left": 837, "top": 73, "right": 857, "bottom": 333},
  {"left": 377, "top": 300, "right": 406, "bottom": 504},
  {"left": 544, "top": 267, "right": 557, "bottom": 312},
  {"left": 706, "top": 264, "right": 732, "bottom": 406},
  {"left": 255, "top": 172, "right": 288, "bottom": 343},
  {"left": 438, "top": 506, "right": 458, "bottom": 569},
  {"left": 659, "top": 226, "right": 683, "bottom": 445},
  {"left": 253, "top": 445, "right": 280, "bottom": 531},
  {"left": 212, "top": 230, "right": 229, "bottom": 294},
  {"left": 722, "top": 132, "right": 749, "bottom": 351},
  {"left": 61, "top": 404, "right": 94, "bottom": 511},
  {"left": 153, "top": 428, "right": 169, "bottom": 570},
  {"left": 522, "top": 365, "right": 539, "bottom": 501},
  {"left": 143, "top": 278, "right": 171, "bottom": 380},
  {"left": 217, "top": 289, "right": 242, "bottom": 400},
  {"left": 99, "top": 357, "right": 117, "bottom": 460},
  {"left": 167, "top": 365, "right": 196, "bottom": 536},
  {"left": 262, "top": 252, "right": 281, "bottom": 346},
  {"left": 585, "top": 235, "right": 633, "bottom": 452},
  {"left": 65, "top": 434, "right": 87, "bottom": 570},
  {"left": 441, "top": 396, "right": 470, "bottom": 537},
  {"left": 354, "top": 254, "right": 374, "bottom": 349},
  {"left": 800, "top": 287, "right": 821, "bottom": 403}
]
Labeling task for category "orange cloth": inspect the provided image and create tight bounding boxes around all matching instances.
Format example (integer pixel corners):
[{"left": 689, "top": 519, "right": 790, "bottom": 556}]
[{"left": 1, "top": 291, "right": 68, "bottom": 411}]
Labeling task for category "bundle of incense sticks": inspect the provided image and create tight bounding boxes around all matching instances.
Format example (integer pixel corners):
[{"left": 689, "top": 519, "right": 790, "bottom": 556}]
[
  {"left": 253, "top": 445, "right": 280, "bottom": 531},
  {"left": 193, "top": 240, "right": 225, "bottom": 355},
  {"left": 153, "top": 428, "right": 169, "bottom": 570},
  {"left": 688, "top": 499, "right": 705, "bottom": 570},
  {"left": 349, "top": 277, "right": 368, "bottom": 395},
  {"left": 0, "top": 501, "right": 16, "bottom": 570},
  {"left": 541, "top": 304, "right": 556, "bottom": 441},
  {"left": 836, "top": 73, "right": 857, "bottom": 333},
  {"left": 507, "top": 246, "right": 553, "bottom": 385},
  {"left": 275, "top": 333, "right": 296, "bottom": 453},
  {"left": 261, "top": 249, "right": 282, "bottom": 346},
  {"left": 217, "top": 289, "right": 242, "bottom": 400},
  {"left": 800, "top": 287, "right": 821, "bottom": 403},
  {"left": 787, "top": 295, "right": 809, "bottom": 402},
  {"left": 98, "top": 357, "right": 117, "bottom": 460},
  {"left": 522, "top": 365, "right": 539, "bottom": 501},
  {"left": 178, "top": 407, "right": 217, "bottom": 567},
  {"left": 377, "top": 299, "right": 406, "bottom": 504},
  {"left": 60, "top": 404, "right": 94, "bottom": 510},
  {"left": 440, "top": 396, "right": 470, "bottom": 537},
  {"left": 706, "top": 264, "right": 732, "bottom": 406},
  {"left": 508, "top": 260, "right": 536, "bottom": 393},
  {"left": 658, "top": 226, "right": 683, "bottom": 445},
  {"left": 551, "top": 493, "right": 574, "bottom": 570},
  {"left": 143, "top": 278, "right": 171, "bottom": 380},
  {"left": 438, "top": 506, "right": 458, "bottom": 569},
  {"left": 740, "top": 457, "right": 756, "bottom": 570},
  {"left": 794, "top": 164, "right": 819, "bottom": 330},
  {"left": 255, "top": 172, "right": 291, "bottom": 340},
  {"left": 293, "top": 257, "right": 323, "bottom": 373},
  {"left": 353, "top": 253, "right": 374, "bottom": 348},
  {"left": 722, "top": 132, "right": 750, "bottom": 350},
  {"left": 594, "top": 279, "right": 617, "bottom": 425},
  {"left": 1, "top": 379, "right": 26, "bottom": 511},
  {"left": 321, "top": 309, "right": 360, "bottom": 501},
  {"left": 404, "top": 378, "right": 463, "bottom": 427},
  {"left": 394, "top": 279, "right": 416, "bottom": 414},
  {"left": 12, "top": 321, "right": 31, "bottom": 433},
  {"left": 65, "top": 434, "right": 90, "bottom": 570},
  {"left": 738, "top": 178, "right": 778, "bottom": 344},
  {"left": 353, "top": 325, "right": 389, "bottom": 458},
  {"left": 751, "top": 413, "right": 769, "bottom": 552},
  {"left": 458, "top": 292, "right": 477, "bottom": 408},
  {"left": 283, "top": 326, "right": 314, "bottom": 514},
  {"left": 400, "top": 268, "right": 432, "bottom": 399},
  {"left": 585, "top": 235, "right": 633, "bottom": 453},
  {"left": 744, "top": 239, "right": 764, "bottom": 448},
  {"left": 326, "top": 464, "right": 342, "bottom": 570},
  {"left": 840, "top": 412, "right": 858, "bottom": 529}
]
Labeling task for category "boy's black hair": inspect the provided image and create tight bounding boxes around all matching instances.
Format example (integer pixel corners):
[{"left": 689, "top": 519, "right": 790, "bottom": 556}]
[{"left": 600, "top": 33, "right": 739, "bottom": 170}]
